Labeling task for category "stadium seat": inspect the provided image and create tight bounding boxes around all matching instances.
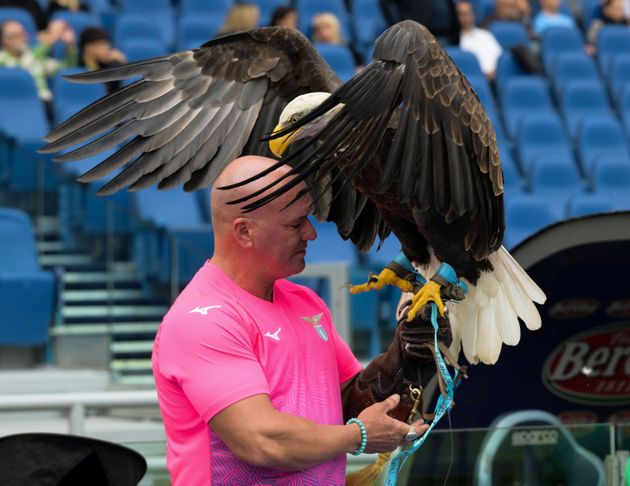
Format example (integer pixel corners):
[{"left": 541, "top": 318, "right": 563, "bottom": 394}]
[
  {"left": 541, "top": 27, "right": 585, "bottom": 74},
  {"left": 118, "top": 0, "right": 174, "bottom": 47},
  {"left": 559, "top": 80, "right": 612, "bottom": 139},
  {"left": 619, "top": 84, "right": 630, "bottom": 138},
  {"left": 501, "top": 76, "right": 553, "bottom": 139},
  {"left": 298, "top": 0, "right": 352, "bottom": 42},
  {"left": 475, "top": 0, "right": 496, "bottom": 24},
  {"left": 580, "top": 0, "right": 602, "bottom": 29},
  {"left": 475, "top": 410, "right": 605, "bottom": 486},
  {"left": 504, "top": 195, "right": 560, "bottom": 249},
  {"left": 50, "top": 11, "right": 101, "bottom": 38},
  {"left": 314, "top": 43, "right": 356, "bottom": 82},
  {"left": 495, "top": 51, "right": 528, "bottom": 98},
  {"left": 351, "top": 0, "right": 387, "bottom": 48},
  {"left": 306, "top": 221, "right": 357, "bottom": 263},
  {"left": 597, "top": 25, "right": 630, "bottom": 76},
  {"left": 180, "top": 0, "right": 233, "bottom": 18},
  {"left": 489, "top": 21, "right": 530, "bottom": 50},
  {"left": 500, "top": 150, "right": 524, "bottom": 194},
  {"left": 367, "top": 234, "right": 401, "bottom": 266},
  {"left": 123, "top": 40, "right": 169, "bottom": 62},
  {"left": 608, "top": 54, "right": 630, "bottom": 101},
  {"left": 114, "top": 14, "right": 168, "bottom": 53},
  {"left": 178, "top": 15, "right": 223, "bottom": 51},
  {"left": 0, "top": 8, "right": 37, "bottom": 45},
  {"left": 446, "top": 48, "right": 485, "bottom": 80},
  {"left": 577, "top": 115, "right": 630, "bottom": 173},
  {"left": 551, "top": 52, "right": 600, "bottom": 98},
  {"left": 516, "top": 113, "right": 572, "bottom": 173},
  {"left": 567, "top": 193, "right": 614, "bottom": 217},
  {"left": 52, "top": 68, "right": 106, "bottom": 126},
  {"left": 469, "top": 76, "right": 496, "bottom": 113},
  {"left": 528, "top": 158, "right": 583, "bottom": 218},
  {"left": 592, "top": 158, "right": 630, "bottom": 194},
  {"left": 0, "top": 208, "right": 55, "bottom": 345},
  {"left": 256, "top": 0, "right": 292, "bottom": 25}
]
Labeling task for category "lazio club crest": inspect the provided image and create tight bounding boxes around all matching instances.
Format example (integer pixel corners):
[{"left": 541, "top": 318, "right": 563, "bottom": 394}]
[{"left": 301, "top": 313, "right": 328, "bottom": 342}]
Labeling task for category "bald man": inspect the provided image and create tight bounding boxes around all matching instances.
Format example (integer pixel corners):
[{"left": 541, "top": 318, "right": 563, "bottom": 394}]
[{"left": 152, "top": 156, "right": 428, "bottom": 485}]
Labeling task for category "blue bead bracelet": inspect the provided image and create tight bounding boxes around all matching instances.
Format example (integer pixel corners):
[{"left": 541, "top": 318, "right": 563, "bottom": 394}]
[{"left": 346, "top": 418, "right": 367, "bottom": 455}]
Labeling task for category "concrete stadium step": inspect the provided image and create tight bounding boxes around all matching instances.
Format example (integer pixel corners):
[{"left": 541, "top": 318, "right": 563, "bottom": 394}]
[
  {"left": 111, "top": 359, "right": 153, "bottom": 372},
  {"left": 50, "top": 322, "right": 160, "bottom": 336},
  {"left": 34, "top": 216, "right": 61, "bottom": 236},
  {"left": 113, "top": 375, "right": 157, "bottom": 386},
  {"left": 61, "top": 305, "right": 168, "bottom": 319},
  {"left": 110, "top": 341, "right": 154, "bottom": 354},
  {"left": 39, "top": 253, "right": 94, "bottom": 267},
  {"left": 63, "top": 289, "right": 147, "bottom": 303},
  {"left": 37, "top": 240, "right": 66, "bottom": 254},
  {"left": 61, "top": 270, "right": 140, "bottom": 285}
]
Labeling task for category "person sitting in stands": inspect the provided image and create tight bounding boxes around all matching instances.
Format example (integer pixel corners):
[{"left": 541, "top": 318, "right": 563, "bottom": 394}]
[
  {"left": 481, "top": 0, "right": 532, "bottom": 29},
  {"left": 532, "top": 0, "right": 576, "bottom": 36},
  {"left": 0, "top": 18, "right": 77, "bottom": 102},
  {"left": 457, "top": 1, "right": 503, "bottom": 80},
  {"left": 219, "top": 4, "right": 260, "bottom": 35},
  {"left": 587, "top": 0, "right": 629, "bottom": 53},
  {"left": 311, "top": 12, "right": 364, "bottom": 71},
  {"left": 79, "top": 27, "right": 126, "bottom": 94},
  {"left": 270, "top": 6, "right": 298, "bottom": 29}
]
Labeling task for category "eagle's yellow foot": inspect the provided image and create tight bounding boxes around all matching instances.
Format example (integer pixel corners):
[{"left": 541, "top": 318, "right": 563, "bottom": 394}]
[
  {"left": 349, "top": 267, "right": 414, "bottom": 294},
  {"left": 406, "top": 280, "right": 445, "bottom": 321}
]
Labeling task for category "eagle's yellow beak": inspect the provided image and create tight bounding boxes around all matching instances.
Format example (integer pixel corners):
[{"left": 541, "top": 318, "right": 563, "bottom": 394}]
[{"left": 269, "top": 123, "right": 302, "bottom": 158}]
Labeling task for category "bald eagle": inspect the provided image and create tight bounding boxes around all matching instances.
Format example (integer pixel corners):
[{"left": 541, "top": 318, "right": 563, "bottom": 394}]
[{"left": 39, "top": 21, "right": 545, "bottom": 365}]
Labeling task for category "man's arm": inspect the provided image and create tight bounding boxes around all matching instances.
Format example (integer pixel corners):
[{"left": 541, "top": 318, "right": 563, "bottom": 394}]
[{"left": 210, "top": 392, "right": 426, "bottom": 471}]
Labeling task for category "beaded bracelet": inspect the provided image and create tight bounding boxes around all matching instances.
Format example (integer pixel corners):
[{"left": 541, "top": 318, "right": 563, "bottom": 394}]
[{"left": 346, "top": 418, "right": 367, "bottom": 456}]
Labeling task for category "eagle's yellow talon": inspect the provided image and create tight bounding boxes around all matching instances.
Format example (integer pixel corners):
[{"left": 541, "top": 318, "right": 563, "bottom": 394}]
[
  {"left": 407, "top": 280, "right": 445, "bottom": 320},
  {"left": 349, "top": 268, "right": 414, "bottom": 294}
]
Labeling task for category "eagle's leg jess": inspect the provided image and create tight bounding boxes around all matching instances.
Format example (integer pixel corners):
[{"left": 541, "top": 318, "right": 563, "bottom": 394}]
[{"left": 348, "top": 252, "right": 418, "bottom": 295}]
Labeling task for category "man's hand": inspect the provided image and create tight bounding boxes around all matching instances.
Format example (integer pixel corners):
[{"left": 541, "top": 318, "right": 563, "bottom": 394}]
[{"left": 356, "top": 394, "right": 428, "bottom": 453}]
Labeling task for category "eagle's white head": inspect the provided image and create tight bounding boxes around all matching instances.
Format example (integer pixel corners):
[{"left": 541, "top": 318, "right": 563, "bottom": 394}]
[{"left": 269, "top": 92, "right": 332, "bottom": 158}]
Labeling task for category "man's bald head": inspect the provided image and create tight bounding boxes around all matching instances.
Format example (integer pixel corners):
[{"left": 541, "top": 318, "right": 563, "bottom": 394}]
[{"left": 211, "top": 155, "right": 303, "bottom": 228}]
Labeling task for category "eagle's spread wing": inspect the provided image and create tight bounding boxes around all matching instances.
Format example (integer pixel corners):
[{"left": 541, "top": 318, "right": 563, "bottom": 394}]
[
  {"left": 230, "top": 21, "right": 504, "bottom": 259},
  {"left": 39, "top": 27, "right": 339, "bottom": 194}
]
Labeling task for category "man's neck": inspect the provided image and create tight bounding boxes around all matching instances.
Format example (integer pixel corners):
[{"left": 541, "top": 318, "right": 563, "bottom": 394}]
[{"left": 211, "top": 254, "right": 275, "bottom": 302}]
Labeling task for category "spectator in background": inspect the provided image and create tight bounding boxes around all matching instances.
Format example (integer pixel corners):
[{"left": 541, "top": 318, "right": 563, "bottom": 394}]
[
  {"left": 270, "top": 6, "right": 298, "bottom": 29},
  {"left": 481, "top": 0, "right": 532, "bottom": 29},
  {"left": 79, "top": 27, "right": 126, "bottom": 94},
  {"left": 587, "top": 0, "right": 629, "bottom": 52},
  {"left": 379, "top": 0, "right": 460, "bottom": 46},
  {"left": 0, "top": 19, "right": 77, "bottom": 102},
  {"left": 219, "top": 4, "right": 260, "bottom": 35},
  {"left": 457, "top": 1, "right": 502, "bottom": 80},
  {"left": 532, "top": 0, "right": 576, "bottom": 36},
  {"left": 47, "top": 0, "right": 90, "bottom": 22},
  {"left": 312, "top": 12, "right": 364, "bottom": 70}
]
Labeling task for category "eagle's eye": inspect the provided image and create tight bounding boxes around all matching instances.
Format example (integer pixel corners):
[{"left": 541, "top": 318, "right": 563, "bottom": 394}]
[{"left": 288, "top": 115, "right": 299, "bottom": 124}]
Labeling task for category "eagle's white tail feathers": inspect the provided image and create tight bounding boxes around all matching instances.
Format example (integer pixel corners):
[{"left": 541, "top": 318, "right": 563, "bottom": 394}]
[{"left": 448, "top": 246, "right": 546, "bottom": 365}]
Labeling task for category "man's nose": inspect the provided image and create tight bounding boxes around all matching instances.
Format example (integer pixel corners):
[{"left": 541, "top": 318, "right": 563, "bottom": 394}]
[{"left": 303, "top": 218, "right": 317, "bottom": 241}]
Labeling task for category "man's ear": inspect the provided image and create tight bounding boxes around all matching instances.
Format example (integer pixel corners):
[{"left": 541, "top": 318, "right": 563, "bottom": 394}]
[{"left": 233, "top": 217, "right": 253, "bottom": 247}]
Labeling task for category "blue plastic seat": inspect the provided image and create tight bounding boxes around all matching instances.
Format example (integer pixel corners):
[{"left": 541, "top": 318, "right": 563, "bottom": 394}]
[
  {"left": 592, "top": 158, "right": 630, "bottom": 193},
  {"left": 516, "top": 113, "right": 572, "bottom": 173},
  {"left": 567, "top": 193, "right": 614, "bottom": 217},
  {"left": 118, "top": 0, "right": 174, "bottom": 47},
  {"left": 552, "top": 51, "right": 600, "bottom": 98},
  {"left": 620, "top": 84, "right": 630, "bottom": 137},
  {"left": 580, "top": 0, "right": 602, "bottom": 29},
  {"left": 351, "top": 0, "right": 387, "bottom": 48},
  {"left": 608, "top": 54, "right": 630, "bottom": 101},
  {"left": 560, "top": 80, "right": 612, "bottom": 139},
  {"left": 257, "top": 0, "right": 292, "bottom": 25},
  {"left": 597, "top": 25, "right": 630, "bottom": 76},
  {"left": 178, "top": 15, "right": 223, "bottom": 50},
  {"left": 0, "top": 8, "right": 37, "bottom": 45},
  {"left": 529, "top": 158, "right": 583, "bottom": 217},
  {"left": 367, "top": 234, "right": 401, "bottom": 266},
  {"left": 504, "top": 195, "right": 560, "bottom": 249},
  {"left": 314, "top": 43, "right": 356, "bottom": 82},
  {"left": 489, "top": 21, "right": 530, "bottom": 50},
  {"left": 180, "top": 0, "right": 233, "bottom": 18},
  {"left": 123, "top": 40, "right": 169, "bottom": 62},
  {"left": 0, "top": 208, "right": 55, "bottom": 345},
  {"left": 469, "top": 75, "right": 496, "bottom": 113},
  {"left": 495, "top": 51, "right": 528, "bottom": 98},
  {"left": 446, "top": 47, "right": 485, "bottom": 80},
  {"left": 577, "top": 115, "right": 630, "bottom": 173},
  {"left": 501, "top": 76, "right": 554, "bottom": 139},
  {"left": 306, "top": 221, "right": 357, "bottom": 263},
  {"left": 500, "top": 150, "right": 524, "bottom": 194},
  {"left": 50, "top": 11, "right": 101, "bottom": 38},
  {"left": 298, "top": 0, "right": 352, "bottom": 42},
  {"left": 114, "top": 14, "right": 168, "bottom": 53},
  {"left": 541, "top": 27, "right": 585, "bottom": 73},
  {"left": 52, "top": 68, "right": 106, "bottom": 126}
]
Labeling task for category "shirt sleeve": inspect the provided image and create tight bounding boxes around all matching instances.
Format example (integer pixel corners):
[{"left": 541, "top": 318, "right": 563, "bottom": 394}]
[{"left": 157, "top": 308, "right": 270, "bottom": 423}]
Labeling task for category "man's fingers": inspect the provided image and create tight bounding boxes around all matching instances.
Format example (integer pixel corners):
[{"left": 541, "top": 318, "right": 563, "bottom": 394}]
[{"left": 380, "top": 393, "right": 400, "bottom": 412}]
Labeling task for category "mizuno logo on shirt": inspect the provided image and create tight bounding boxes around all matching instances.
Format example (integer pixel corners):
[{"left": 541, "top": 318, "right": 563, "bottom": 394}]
[
  {"left": 188, "top": 305, "right": 222, "bottom": 315},
  {"left": 264, "top": 327, "right": 282, "bottom": 341}
]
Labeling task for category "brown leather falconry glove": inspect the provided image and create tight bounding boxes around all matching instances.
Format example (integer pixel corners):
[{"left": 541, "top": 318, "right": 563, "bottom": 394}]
[{"left": 341, "top": 302, "right": 453, "bottom": 423}]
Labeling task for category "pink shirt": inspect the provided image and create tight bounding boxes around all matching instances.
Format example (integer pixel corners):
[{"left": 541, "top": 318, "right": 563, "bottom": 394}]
[{"left": 152, "top": 261, "right": 362, "bottom": 485}]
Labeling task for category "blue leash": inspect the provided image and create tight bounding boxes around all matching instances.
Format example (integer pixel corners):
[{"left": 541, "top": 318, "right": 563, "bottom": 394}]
[{"left": 385, "top": 255, "right": 468, "bottom": 486}]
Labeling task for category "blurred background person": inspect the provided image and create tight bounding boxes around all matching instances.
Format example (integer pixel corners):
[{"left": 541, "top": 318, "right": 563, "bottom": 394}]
[
  {"left": 532, "top": 0, "right": 576, "bottom": 36},
  {"left": 457, "top": 1, "right": 503, "bottom": 80},
  {"left": 219, "top": 3, "right": 260, "bottom": 35},
  {"left": 312, "top": 12, "right": 364, "bottom": 71},
  {"left": 586, "top": 0, "right": 629, "bottom": 53},
  {"left": 0, "top": 18, "right": 77, "bottom": 104},
  {"left": 79, "top": 27, "right": 126, "bottom": 94},
  {"left": 269, "top": 6, "right": 298, "bottom": 29},
  {"left": 481, "top": 0, "right": 532, "bottom": 29},
  {"left": 47, "top": 0, "right": 90, "bottom": 22},
  {"left": 379, "top": 0, "right": 460, "bottom": 46}
]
